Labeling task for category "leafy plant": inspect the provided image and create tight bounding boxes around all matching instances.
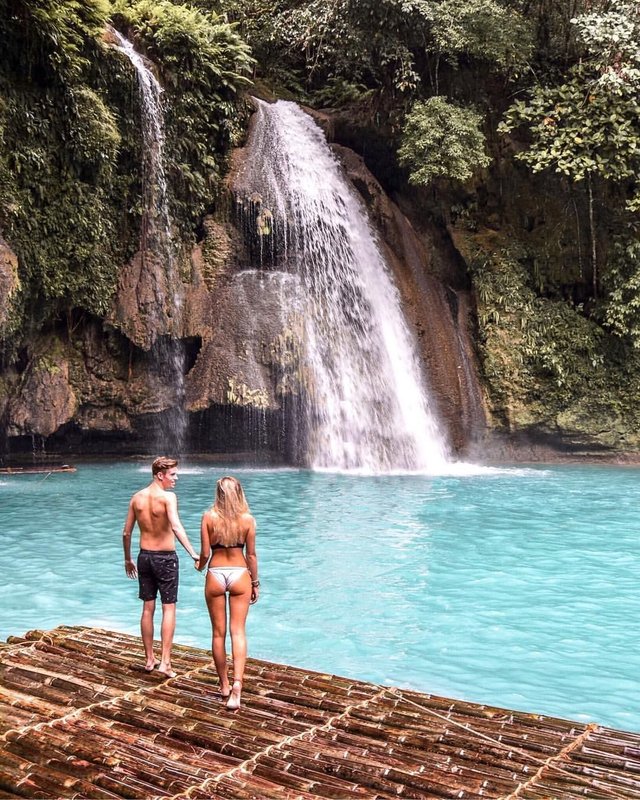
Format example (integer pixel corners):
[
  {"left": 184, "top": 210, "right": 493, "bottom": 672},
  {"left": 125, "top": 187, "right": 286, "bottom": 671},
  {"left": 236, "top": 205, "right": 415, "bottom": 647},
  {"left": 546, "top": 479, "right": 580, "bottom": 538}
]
[
  {"left": 0, "top": 0, "right": 128, "bottom": 332},
  {"left": 472, "top": 245, "right": 625, "bottom": 427},
  {"left": 601, "top": 232, "right": 640, "bottom": 348},
  {"left": 398, "top": 96, "right": 490, "bottom": 185},
  {"left": 499, "top": 3, "right": 640, "bottom": 307},
  {"left": 0, "top": 0, "right": 253, "bottom": 353}
]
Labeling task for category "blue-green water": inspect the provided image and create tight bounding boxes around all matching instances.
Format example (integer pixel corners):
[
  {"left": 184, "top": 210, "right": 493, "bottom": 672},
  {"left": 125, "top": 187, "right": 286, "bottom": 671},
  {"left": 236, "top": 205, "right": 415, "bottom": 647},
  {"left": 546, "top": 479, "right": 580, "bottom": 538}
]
[{"left": 1, "top": 461, "right": 639, "bottom": 731}]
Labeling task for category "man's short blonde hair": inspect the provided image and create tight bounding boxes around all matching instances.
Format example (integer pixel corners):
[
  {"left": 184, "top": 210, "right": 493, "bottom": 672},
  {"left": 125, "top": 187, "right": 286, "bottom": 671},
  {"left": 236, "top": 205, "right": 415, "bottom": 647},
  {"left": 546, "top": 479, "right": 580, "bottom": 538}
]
[{"left": 152, "top": 457, "right": 178, "bottom": 476}]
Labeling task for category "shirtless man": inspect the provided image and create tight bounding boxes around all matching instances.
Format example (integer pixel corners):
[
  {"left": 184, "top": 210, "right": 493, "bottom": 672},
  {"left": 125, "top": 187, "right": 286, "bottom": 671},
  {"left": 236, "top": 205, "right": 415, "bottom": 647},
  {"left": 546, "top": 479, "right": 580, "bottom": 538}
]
[{"left": 122, "top": 457, "right": 199, "bottom": 677}]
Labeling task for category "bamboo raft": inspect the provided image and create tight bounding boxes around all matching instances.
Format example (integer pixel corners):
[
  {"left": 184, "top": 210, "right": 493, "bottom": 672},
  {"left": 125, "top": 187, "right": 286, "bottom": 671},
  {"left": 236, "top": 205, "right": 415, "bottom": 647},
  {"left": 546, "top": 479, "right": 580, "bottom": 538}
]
[
  {"left": 1, "top": 627, "right": 640, "bottom": 799},
  {"left": 0, "top": 465, "right": 76, "bottom": 475}
]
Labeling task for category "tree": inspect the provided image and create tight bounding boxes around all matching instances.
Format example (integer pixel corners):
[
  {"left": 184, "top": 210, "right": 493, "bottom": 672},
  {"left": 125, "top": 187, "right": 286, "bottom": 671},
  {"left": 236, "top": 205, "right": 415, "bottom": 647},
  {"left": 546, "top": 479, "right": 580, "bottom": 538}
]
[
  {"left": 217, "top": 0, "right": 531, "bottom": 102},
  {"left": 398, "top": 96, "right": 490, "bottom": 185},
  {"left": 499, "top": 1, "right": 640, "bottom": 299}
]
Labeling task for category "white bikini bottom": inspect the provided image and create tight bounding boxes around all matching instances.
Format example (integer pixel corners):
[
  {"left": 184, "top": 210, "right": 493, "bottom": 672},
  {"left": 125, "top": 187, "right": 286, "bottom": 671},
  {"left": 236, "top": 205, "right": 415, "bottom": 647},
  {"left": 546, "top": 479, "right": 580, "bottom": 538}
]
[{"left": 208, "top": 566, "right": 248, "bottom": 591}]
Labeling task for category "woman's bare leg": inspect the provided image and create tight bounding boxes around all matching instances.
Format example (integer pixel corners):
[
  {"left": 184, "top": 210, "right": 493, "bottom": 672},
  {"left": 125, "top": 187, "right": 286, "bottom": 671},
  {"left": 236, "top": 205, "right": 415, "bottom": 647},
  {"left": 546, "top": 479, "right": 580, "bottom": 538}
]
[
  {"left": 227, "top": 574, "right": 252, "bottom": 709},
  {"left": 205, "top": 576, "right": 230, "bottom": 695}
]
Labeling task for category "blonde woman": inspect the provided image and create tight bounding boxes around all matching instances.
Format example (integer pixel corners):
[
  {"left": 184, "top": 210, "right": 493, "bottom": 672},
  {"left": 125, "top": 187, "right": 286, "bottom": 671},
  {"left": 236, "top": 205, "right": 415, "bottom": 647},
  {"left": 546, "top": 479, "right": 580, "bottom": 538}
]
[{"left": 196, "top": 476, "right": 259, "bottom": 710}]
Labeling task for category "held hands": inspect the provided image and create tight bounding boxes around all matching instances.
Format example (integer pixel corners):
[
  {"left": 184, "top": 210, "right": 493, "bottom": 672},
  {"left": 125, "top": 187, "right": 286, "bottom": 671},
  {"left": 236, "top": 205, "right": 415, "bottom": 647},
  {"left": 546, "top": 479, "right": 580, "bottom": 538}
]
[
  {"left": 125, "top": 559, "right": 137, "bottom": 579},
  {"left": 193, "top": 555, "right": 205, "bottom": 571}
]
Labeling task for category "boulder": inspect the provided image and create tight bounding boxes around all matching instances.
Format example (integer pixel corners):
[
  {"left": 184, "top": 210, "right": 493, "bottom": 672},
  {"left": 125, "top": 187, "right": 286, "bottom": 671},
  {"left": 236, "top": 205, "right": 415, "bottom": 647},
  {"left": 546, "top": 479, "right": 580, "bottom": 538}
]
[
  {"left": 8, "top": 348, "right": 77, "bottom": 438},
  {"left": 185, "top": 270, "right": 303, "bottom": 412}
]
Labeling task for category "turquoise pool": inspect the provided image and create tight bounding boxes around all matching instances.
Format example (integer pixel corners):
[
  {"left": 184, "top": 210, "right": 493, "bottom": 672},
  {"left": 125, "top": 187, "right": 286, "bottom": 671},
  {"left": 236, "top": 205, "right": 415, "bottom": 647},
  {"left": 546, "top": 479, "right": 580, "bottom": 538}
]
[{"left": 2, "top": 460, "right": 639, "bottom": 731}]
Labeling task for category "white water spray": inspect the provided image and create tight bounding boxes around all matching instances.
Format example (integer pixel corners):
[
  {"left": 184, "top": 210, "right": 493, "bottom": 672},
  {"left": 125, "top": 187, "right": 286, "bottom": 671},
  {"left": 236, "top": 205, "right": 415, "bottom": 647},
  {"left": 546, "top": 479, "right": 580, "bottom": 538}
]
[{"left": 236, "top": 100, "right": 450, "bottom": 473}]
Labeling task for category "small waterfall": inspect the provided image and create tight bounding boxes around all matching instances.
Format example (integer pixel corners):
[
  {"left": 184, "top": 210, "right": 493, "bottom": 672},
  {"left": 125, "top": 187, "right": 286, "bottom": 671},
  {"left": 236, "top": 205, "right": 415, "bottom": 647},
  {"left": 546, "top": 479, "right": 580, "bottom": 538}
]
[
  {"left": 110, "top": 27, "right": 187, "bottom": 454},
  {"left": 235, "top": 100, "right": 450, "bottom": 473},
  {"left": 110, "top": 27, "right": 170, "bottom": 256}
]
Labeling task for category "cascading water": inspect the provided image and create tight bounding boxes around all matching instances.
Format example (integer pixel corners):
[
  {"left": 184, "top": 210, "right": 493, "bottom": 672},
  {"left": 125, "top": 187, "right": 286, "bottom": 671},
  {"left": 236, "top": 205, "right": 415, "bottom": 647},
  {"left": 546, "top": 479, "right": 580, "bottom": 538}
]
[
  {"left": 110, "top": 27, "right": 187, "bottom": 454},
  {"left": 110, "top": 27, "right": 171, "bottom": 258},
  {"left": 235, "top": 100, "right": 451, "bottom": 473}
]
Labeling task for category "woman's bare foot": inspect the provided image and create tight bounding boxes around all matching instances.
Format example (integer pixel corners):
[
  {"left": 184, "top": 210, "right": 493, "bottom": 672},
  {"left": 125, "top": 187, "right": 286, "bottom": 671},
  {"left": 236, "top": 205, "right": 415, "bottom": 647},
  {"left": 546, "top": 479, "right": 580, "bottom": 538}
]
[
  {"left": 157, "top": 662, "right": 177, "bottom": 678},
  {"left": 220, "top": 679, "right": 231, "bottom": 699},
  {"left": 226, "top": 679, "right": 242, "bottom": 710},
  {"left": 144, "top": 658, "right": 160, "bottom": 672}
]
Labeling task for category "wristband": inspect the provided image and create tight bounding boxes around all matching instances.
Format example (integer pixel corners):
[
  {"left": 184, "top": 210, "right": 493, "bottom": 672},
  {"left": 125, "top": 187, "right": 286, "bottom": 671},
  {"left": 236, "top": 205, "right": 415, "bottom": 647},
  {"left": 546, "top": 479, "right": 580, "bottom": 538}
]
[{"left": 251, "top": 579, "right": 260, "bottom": 586}]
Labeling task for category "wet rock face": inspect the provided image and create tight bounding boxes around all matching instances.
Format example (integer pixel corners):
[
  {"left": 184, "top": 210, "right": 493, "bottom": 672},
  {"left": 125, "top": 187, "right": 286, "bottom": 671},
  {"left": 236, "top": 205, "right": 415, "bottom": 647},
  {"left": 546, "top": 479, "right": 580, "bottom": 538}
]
[
  {"left": 3, "top": 211, "right": 303, "bottom": 456},
  {"left": 110, "top": 249, "right": 182, "bottom": 350},
  {"left": 0, "top": 235, "right": 19, "bottom": 330},
  {"left": 4, "top": 325, "right": 181, "bottom": 449},
  {"left": 185, "top": 270, "right": 303, "bottom": 414},
  {"left": 7, "top": 350, "right": 77, "bottom": 439}
]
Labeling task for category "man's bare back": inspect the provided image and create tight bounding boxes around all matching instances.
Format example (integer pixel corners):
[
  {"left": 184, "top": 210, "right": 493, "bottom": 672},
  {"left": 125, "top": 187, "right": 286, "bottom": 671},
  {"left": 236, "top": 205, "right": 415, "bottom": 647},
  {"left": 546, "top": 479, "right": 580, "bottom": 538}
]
[
  {"left": 123, "top": 464, "right": 196, "bottom": 572},
  {"left": 131, "top": 483, "right": 179, "bottom": 552}
]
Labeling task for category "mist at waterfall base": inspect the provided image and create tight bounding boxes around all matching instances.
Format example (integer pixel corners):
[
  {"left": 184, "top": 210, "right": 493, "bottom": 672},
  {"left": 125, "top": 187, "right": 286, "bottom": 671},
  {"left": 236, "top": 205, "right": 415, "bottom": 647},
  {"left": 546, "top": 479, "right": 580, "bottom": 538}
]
[
  {"left": 235, "top": 99, "right": 450, "bottom": 473},
  {"left": 3, "top": 462, "right": 640, "bottom": 732}
]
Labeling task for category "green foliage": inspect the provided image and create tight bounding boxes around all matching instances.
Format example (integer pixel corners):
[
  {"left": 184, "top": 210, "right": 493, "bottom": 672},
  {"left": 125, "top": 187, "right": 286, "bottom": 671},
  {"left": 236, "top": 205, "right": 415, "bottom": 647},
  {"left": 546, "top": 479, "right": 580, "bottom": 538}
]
[
  {"left": 218, "top": 0, "right": 531, "bottom": 101},
  {"left": 66, "top": 86, "right": 121, "bottom": 174},
  {"left": 398, "top": 96, "right": 490, "bottom": 185},
  {"left": 499, "top": 1, "right": 640, "bottom": 327},
  {"left": 500, "top": 1, "right": 640, "bottom": 206},
  {"left": 499, "top": 67, "right": 640, "bottom": 188},
  {"left": 0, "top": 0, "right": 110, "bottom": 84},
  {"left": 472, "top": 248, "right": 604, "bottom": 406},
  {"left": 401, "top": 0, "right": 531, "bottom": 68},
  {"left": 572, "top": 0, "right": 640, "bottom": 89},
  {"left": 601, "top": 232, "right": 640, "bottom": 347},
  {"left": 0, "top": 0, "right": 252, "bottom": 344},
  {"left": 469, "top": 243, "right": 640, "bottom": 442},
  {"left": 0, "top": 0, "right": 129, "bottom": 330},
  {"left": 310, "top": 78, "right": 373, "bottom": 109},
  {"left": 502, "top": 0, "right": 601, "bottom": 68}
]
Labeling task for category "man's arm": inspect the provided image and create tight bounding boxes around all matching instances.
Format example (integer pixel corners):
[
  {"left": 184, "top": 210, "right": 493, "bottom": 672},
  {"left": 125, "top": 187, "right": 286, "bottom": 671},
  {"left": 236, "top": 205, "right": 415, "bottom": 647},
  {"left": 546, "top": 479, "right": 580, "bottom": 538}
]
[
  {"left": 165, "top": 493, "right": 198, "bottom": 560},
  {"left": 123, "top": 501, "right": 137, "bottom": 578}
]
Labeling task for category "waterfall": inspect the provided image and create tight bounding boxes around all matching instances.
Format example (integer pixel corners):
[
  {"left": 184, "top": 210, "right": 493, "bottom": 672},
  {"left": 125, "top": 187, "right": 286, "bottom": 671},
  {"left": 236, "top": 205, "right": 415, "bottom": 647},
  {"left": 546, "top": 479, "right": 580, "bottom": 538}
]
[
  {"left": 235, "top": 100, "right": 451, "bottom": 473},
  {"left": 110, "top": 27, "right": 187, "bottom": 455},
  {"left": 110, "top": 27, "right": 170, "bottom": 256}
]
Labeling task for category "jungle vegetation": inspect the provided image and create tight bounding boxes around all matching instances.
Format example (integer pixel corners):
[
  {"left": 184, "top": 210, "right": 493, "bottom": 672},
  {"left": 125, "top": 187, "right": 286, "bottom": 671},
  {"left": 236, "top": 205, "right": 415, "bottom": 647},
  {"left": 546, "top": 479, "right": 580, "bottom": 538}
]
[
  {"left": 0, "top": 0, "right": 251, "bottom": 339},
  {"left": 1, "top": 0, "right": 639, "bottom": 446}
]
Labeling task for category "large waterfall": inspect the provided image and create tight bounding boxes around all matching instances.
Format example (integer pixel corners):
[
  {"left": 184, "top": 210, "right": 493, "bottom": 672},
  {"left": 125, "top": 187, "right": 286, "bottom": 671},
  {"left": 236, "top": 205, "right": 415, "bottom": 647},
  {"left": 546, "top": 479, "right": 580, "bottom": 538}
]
[
  {"left": 110, "top": 28, "right": 187, "bottom": 454},
  {"left": 235, "top": 100, "right": 450, "bottom": 473}
]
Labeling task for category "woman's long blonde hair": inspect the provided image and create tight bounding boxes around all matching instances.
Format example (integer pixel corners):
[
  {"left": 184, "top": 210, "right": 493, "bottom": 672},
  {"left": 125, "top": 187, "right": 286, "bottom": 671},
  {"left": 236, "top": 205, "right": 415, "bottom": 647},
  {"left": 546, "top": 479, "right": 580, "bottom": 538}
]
[{"left": 210, "top": 476, "right": 250, "bottom": 544}]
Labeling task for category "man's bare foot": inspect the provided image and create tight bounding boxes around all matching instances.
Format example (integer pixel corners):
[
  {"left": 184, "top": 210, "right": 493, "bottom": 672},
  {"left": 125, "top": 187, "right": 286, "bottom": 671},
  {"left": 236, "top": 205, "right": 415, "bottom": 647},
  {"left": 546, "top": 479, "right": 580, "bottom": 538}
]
[
  {"left": 144, "top": 658, "right": 160, "bottom": 672},
  {"left": 226, "top": 679, "right": 242, "bottom": 710}
]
